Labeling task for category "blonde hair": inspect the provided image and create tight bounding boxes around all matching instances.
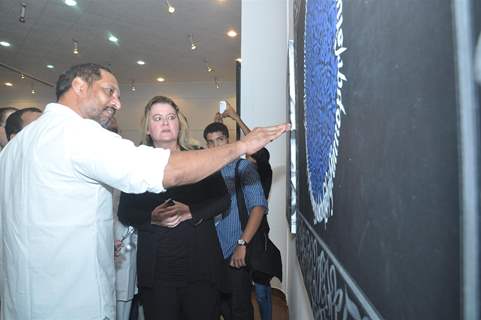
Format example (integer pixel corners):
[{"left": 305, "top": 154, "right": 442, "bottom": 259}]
[{"left": 141, "top": 96, "right": 200, "bottom": 150}]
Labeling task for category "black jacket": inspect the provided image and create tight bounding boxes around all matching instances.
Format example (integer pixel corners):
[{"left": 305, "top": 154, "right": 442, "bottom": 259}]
[{"left": 117, "top": 171, "right": 230, "bottom": 289}]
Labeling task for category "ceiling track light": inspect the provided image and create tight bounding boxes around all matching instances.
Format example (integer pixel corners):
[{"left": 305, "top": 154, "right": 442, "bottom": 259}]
[
  {"left": 19, "top": 3, "right": 26, "bottom": 23},
  {"left": 165, "top": 1, "right": 175, "bottom": 14},
  {"left": 31, "top": 83, "right": 36, "bottom": 95},
  {"left": 73, "top": 39, "right": 79, "bottom": 54},
  {"left": 130, "top": 80, "right": 136, "bottom": 92},
  {"left": 0, "top": 63, "right": 54, "bottom": 88},
  {"left": 203, "top": 59, "right": 215, "bottom": 73},
  {"left": 188, "top": 34, "right": 197, "bottom": 51},
  {"left": 214, "top": 77, "right": 221, "bottom": 89}
]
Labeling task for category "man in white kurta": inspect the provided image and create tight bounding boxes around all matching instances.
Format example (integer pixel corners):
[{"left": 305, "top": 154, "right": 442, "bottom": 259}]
[
  {"left": 0, "top": 63, "right": 288, "bottom": 320},
  {"left": 0, "top": 101, "right": 170, "bottom": 319}
]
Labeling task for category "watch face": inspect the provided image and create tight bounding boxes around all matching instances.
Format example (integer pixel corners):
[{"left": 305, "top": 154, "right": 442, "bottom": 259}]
[{"left": 237, "top": 239, "right": 246, "bottom": 245}]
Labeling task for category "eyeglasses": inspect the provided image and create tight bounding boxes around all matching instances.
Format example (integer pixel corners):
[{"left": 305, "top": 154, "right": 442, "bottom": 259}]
[{"left": 152, "top": 113, "right": 177, "bottom": 122}]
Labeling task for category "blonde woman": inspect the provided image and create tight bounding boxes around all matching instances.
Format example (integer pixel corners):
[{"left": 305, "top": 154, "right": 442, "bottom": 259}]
[{"left": 118, "top": 96, "right": 229, "bottom": 320}]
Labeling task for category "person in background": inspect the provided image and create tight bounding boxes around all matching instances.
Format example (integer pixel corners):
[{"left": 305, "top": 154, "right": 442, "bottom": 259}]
[
  {"left": 5, "top": 107, "right": 42, "bottom": 141},
  {"left": 203, "top": 121, "right": 268, "bottom": 320},
  {"left": 118, "top": 96, "right": 230, "bottom": 320},
  {"left": 0, "top": 63, "right": 289, "bottom": 320},
  {"left": 216, "top": 103, "right": 276, "bottom": 320},
  {"left": 0, "top": 107, "right": 17, "bottom": 150}
]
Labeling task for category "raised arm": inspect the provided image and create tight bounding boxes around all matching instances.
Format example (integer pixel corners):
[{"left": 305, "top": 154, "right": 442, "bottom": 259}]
[
  {"left": 221, "top": 102, "right": 251, "bottom": 136},
  {"left": 162, "top": 123, "right": 288, "bottom": 188}
]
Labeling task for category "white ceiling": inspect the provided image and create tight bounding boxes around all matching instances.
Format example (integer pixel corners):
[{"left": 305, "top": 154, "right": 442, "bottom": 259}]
[{"left": 0, "top": 0, "right": 241, "bottom": 94}]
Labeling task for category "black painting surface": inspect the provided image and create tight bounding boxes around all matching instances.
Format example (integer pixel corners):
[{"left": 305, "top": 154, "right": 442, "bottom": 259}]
[{"left": 295, "top": 1, "right": 461, "bottom": 319}]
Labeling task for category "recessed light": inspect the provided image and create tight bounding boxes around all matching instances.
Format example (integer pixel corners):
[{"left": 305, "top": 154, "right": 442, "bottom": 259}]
[
  {"left": 108, "top": 35, "right": 119, "bottom": 43},
  {"left": 64, "top": 0, "right": 77, "bottom": 6},
  {"left": 226, "top": 30, "right": 238, "bottom": 38},
  {"left": 46, "top": 64, "right": 54, "bottom": 69},
  {"left": 4, "top": 82, "right": 13, "bottom": 87},
  {"left": 137, "top": 60, "right": 145, "bottom": 65},
  {"left": 0, "top": 41, "right": 11, "bottom": 47},
  {"left": 156, "top": 77, "right": 165, "bottom": 82}
]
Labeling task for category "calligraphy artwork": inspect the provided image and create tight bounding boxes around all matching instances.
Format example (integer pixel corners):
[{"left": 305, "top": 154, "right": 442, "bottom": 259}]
[{"left": 304, "top": 0, "right": 346, "bottom": 225}]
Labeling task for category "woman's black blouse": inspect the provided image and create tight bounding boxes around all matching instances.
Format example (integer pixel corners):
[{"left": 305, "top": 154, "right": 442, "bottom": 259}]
[{"left": 117, "top": 171, "right": 230, "bottom": 288}]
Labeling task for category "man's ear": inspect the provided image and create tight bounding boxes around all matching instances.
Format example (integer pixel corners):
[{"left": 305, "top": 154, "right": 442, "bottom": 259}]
[{"left": 71, "top": 77, "right": 86, "bottom": 96}]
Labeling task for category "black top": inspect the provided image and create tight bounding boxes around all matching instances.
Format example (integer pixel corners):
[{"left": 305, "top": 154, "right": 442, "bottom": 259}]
[{"left": 117, "top": 171, "right": 230, "bottom": 288}]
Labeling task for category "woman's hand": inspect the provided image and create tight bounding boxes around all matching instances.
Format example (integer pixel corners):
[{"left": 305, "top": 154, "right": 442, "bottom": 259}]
[{"left": 151, "top": 200, "right": 192, "bottom": 228}]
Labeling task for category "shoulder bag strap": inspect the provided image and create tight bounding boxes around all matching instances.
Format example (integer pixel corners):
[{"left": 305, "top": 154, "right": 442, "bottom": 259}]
[{"left": 235, "top": 159, "right": 249, "bottom": 230}]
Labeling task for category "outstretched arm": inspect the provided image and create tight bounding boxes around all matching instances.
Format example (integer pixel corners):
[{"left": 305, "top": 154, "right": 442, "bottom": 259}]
[{"left": 162, "top": 123, "right": 289, "bottom": 188}]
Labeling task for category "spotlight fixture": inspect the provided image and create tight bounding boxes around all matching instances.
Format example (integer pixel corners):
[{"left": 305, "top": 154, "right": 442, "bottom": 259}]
[
  {"left": 130, "top": 80, "right": 136, "bottom": 92},
  {"left": 165, "top": 1, "right": 175, "bottom": 14},
  {"left": 73, "top": 39, "right": 79, "bottom": 54},
  {"left": 0, "top": 41, "right": 11, "bottom": 47},
  {"left": 226, "top": 29, "right": 238, "bottom": 38},
  {"left": 20, "top": 74, "right": 25, "bottom": 79},
  {"left": 188, "top": 34, "right": 197, "bottom": 51},
  {"left": 203, "top": 59, "right": 214, "bottom": 73},
  {"left": 46, "top": 64, "right": 54, "bottom": 69},
  {"left": 5, "top": 82, "right": 13, "bottom": 87},
  {"left": 156, "top": 77, "right": 165, "bottom": 82},
  {"left": 214, "top": 77, "right": 221, "bottom": 89},
  {"left": 136, "top": 60, "right": 145, "bottom": 65},
  {"left": 19, "top": 3, "right": 26, "bottom": 23},
  {"left": 235, "top": 58, "right": 242, "bottom": 63},
  {"left": 31, "top": 83, "right": 36, "bottom": 95}
]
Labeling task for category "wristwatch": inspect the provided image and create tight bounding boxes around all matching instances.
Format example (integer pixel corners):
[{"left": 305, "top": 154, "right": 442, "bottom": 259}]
[{"left": 237, "top": 239, "right": 247, "bottom": 246}]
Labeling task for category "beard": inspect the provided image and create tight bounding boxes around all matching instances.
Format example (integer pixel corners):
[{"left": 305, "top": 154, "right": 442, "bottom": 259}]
[{"left": 98, "top": 107, "right": 116, "bottom": 128}]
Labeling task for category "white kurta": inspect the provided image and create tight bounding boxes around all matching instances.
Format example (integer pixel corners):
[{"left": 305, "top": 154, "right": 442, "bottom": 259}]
[{"left": 0, "top": 103, "right": 170, "bottom": 320}]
